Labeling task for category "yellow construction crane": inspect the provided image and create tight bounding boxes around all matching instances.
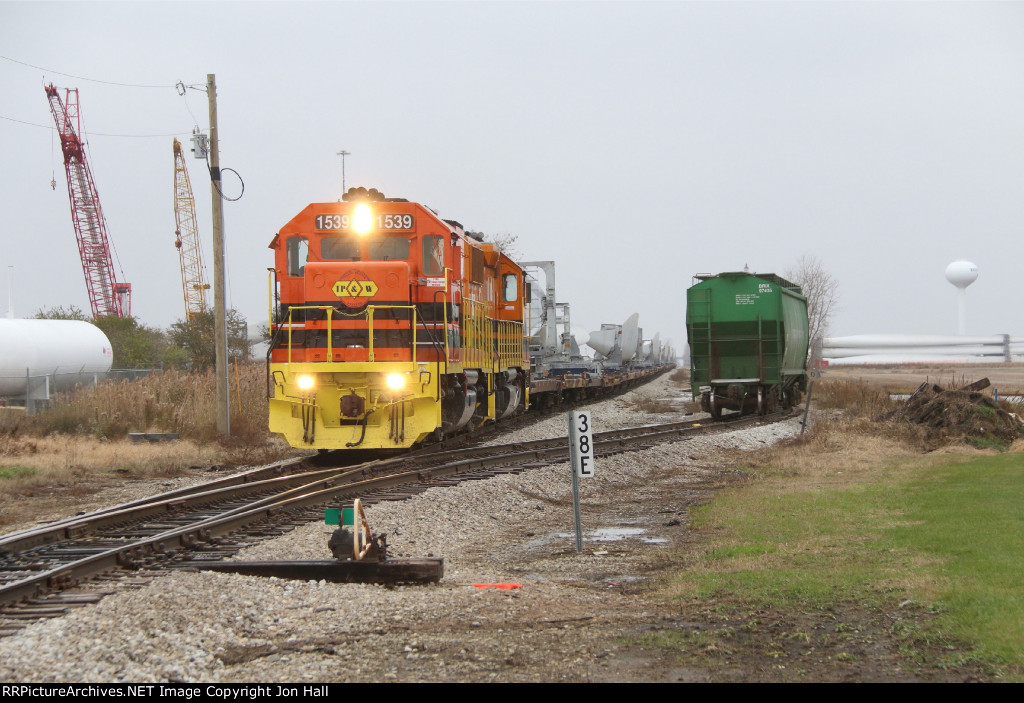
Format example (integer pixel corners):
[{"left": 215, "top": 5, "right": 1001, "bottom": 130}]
[{"left": 172, "top": 138, "right": 210, "bottom": 320}]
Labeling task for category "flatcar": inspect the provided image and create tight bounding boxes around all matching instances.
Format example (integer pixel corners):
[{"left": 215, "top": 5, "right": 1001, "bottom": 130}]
[
  {"left": 267, "top": 187, "right": 527, "bottom": 450},
  {"left": 685, "top": 271, "right": 808, "bottom": 418}
]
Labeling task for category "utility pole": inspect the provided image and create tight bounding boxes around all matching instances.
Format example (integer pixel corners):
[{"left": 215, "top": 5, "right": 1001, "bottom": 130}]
[
  {"left": 208, "top": 74, "right": 230, "bottom": 436},
  {"left": 337, "top": 149, "right": 350, "bottom": 194}
]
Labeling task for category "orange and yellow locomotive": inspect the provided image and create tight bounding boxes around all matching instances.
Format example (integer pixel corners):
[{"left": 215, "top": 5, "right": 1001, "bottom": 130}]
[{"left": 267, "top": 188, "right": 528, "bottom": 450}]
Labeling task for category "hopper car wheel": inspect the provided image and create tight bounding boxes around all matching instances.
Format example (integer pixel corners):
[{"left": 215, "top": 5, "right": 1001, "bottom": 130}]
[
  {"left": 709, "top": 392, "right": 722, "bottom": 420},
  {"left": 787, "top": 388, "right": 802, "bottom": 408},
  {"left": 757, "top": 387, "right": 765, "bottom": 416}
]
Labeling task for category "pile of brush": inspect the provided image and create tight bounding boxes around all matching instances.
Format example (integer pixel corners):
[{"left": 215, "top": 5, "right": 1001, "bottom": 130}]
[{"left": 889, "top": 377, "right": 1022, "bottom": 448}]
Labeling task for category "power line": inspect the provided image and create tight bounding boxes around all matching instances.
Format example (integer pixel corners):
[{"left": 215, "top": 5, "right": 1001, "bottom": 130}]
[
  {"left": 0, "top": 55, "right": 176, "bottom": 89},
  {"left": 0, "top": 114, "right": 189, "bottom": 138}
]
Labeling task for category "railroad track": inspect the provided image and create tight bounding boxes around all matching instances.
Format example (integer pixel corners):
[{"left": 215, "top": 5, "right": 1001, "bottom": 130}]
[
  {"left": 0, "top": 369, "right": 678, "bottom": 557},
  {"left": 0, "top": 408, "right": 787, "bottom": 636}
]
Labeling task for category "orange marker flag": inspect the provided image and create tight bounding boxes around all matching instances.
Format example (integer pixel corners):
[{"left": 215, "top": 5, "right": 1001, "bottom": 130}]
[{"left": 472, "top": 583, "right": 522, "bottom": 590}]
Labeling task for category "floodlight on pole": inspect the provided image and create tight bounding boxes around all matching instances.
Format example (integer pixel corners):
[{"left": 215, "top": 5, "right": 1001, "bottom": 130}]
[{"left": 337, "top": 150, "right": 350, "bottom": 194}]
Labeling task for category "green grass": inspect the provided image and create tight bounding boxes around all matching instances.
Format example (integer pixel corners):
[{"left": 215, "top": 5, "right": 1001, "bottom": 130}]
[
  {"left": 966, "top": 436, "right": 1008, "bottom": 452},
  {"left": 0, "top": 465, "right": 37, "bottom": 480},
  {"left": 890, "top": 455, "right": 1024, "bottom": 665},
  {"left": 670, "top": 452, "right": 1024, "bottom": 679}
]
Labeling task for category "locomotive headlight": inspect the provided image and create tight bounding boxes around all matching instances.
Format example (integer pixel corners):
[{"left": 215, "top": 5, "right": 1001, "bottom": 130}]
[
  {"left": 352, "top": 202, "right": 373, "bottom": 234},
  {"left": 296, "top": 374, "right": 315, "bottom": 391},
  {"left": 385, "top": 373, "right": 406, "bottom": 390}
]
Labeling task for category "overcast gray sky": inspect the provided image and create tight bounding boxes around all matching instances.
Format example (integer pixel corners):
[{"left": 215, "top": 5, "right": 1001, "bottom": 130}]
[{"left": 3, "top": 1, "right": 1023, "bottom": 355}]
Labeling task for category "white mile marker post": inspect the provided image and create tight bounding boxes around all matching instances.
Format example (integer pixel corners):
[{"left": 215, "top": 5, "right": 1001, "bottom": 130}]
[{"left": 567, "top": 410, "right": 595, "bottom": 553}]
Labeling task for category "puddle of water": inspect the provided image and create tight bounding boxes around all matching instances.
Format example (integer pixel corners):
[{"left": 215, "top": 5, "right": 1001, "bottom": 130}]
[
  {"left": 524, "top": 526, "right": 668, "bottom": 548},
  {"left": 592, "top": 527, "right": 644, "bottom": 540},
  {"left": 604, "top": 575, "right": 645, "bottom": 584}
]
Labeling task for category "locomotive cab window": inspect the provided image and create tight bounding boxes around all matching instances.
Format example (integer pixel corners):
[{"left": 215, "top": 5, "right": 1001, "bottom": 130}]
[
  {"left": 422, "top": 235, "right": 445, "bottom": 276},
  {"left": 502, "top": 273, "right": 518, "bottom": 302},
  {"left": 321, "top": 237, "right": 360, "bottom": 261},
  {"left": 369, "top": 237, "right": 410, "bottom": 261},
  {"left": 287, "top": 237, "right": 308, "bottom": 277}
]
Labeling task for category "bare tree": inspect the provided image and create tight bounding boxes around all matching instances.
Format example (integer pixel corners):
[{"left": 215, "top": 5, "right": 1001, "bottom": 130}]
[
  {"left": 785, "top": 253, "right": 839, "bottom": 365},
  {"left": 486, "top": 232, "right": 521, "bottom": 259}
]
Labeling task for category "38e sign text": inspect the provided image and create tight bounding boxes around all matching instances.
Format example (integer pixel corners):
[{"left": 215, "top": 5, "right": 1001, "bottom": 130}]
[{"left": 568, "top": 410, "right": 595, "bottom": 478}]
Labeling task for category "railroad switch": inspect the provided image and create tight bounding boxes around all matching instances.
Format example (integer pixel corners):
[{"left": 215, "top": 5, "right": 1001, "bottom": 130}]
[{"left": 192, "top": 498, "right": 442, "bottom": 585}]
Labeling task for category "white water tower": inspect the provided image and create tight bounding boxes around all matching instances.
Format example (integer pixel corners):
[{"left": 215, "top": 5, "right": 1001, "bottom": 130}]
[{"left": 945, "top": 260, "right": 978, "bottom": 335}]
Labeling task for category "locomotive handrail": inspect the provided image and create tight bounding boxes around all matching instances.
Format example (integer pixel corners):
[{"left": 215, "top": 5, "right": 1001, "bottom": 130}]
[
  {"left": 367, "top": 305, "right": 417, "bottom": 362},
  {"left": 422, "top": 288, "right": 450, "bottom": 401},
  {"left": 443, "top": 267, "right": 451, "bottom": 367},
  {"left": 282, "top": 304, "right": 418, "bottom": 364}
]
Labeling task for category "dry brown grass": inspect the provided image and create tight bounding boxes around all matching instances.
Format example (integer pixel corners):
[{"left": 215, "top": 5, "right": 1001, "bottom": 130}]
[
  {"left": 2, "top": 363, "right": 272, "bottom": 443},
  {"left": 1, "top": 435, "right": 229, "bottom": 476},
  {"left": 734, "top": 416, "right": 925, "bottom": 481},
  {"left": 0, "top": 435, "right": 237, "bottom": 530},
  {"left": 0, "top": 425, "right": 299, "bottom": 528},
  {"left": 736, "top": 376, "right": 1007, "bottom": 480},
  {"left": 0, "top": 364, "right": 302, "bottom": 530},
  {"left": 626, "top": 395, "right": 680, "bottom": 414},
  {"left": 669, "top": 367, "right": 689, "bottom": 385},
  {"left": 813, "top": 377, "right": 898, "bottom": 415}
]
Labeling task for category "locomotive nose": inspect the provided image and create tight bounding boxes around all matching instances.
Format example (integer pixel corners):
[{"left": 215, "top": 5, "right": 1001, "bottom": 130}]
[{"left": 305, "top": 261, "right": 410, "bottom": 308}]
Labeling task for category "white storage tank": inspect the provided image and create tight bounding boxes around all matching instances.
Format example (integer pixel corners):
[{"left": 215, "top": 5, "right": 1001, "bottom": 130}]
[{"left": 0, "top": 319, "right": 113, "bottom": 398}]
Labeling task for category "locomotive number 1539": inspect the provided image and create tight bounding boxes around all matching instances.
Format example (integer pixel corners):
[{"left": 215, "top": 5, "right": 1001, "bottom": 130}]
[{"left": 314, "top": 213, "right": 415, "bottom": 231}]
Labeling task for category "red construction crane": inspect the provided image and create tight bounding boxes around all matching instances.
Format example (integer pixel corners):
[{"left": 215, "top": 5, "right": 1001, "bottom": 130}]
[{"left": 45, "top": 84, "right": 131, "bottom": 318}]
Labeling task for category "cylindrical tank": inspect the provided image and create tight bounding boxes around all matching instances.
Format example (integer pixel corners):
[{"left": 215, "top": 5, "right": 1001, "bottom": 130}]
[{"left": 0, "top": 319, "right": 113, "bottom": 398}]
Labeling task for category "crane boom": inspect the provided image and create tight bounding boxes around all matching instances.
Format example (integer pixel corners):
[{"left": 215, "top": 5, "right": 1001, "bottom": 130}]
[
  {"left": 45, "top": 84, "right": 131, "bottom": 318},
  {"left": 172, "top": 139, "right": 209, "bottom": 319}
]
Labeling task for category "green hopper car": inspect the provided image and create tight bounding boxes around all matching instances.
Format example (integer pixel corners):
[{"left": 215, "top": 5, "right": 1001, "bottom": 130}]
[{"left": 686, "top": 272, "right": 809, "bottom": 418}]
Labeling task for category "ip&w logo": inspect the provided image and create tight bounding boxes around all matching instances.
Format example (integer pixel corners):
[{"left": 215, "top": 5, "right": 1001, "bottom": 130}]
[{"left": 332, "top": 270, "right": 379, "bottom": 307}]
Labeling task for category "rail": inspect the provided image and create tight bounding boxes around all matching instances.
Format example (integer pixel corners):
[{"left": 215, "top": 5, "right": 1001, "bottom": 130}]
[{"left": 0, "top": 408, "right": 786, "bottom": 612}]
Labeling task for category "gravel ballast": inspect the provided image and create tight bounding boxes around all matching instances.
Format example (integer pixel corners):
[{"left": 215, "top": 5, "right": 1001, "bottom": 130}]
[{"left": 0, "top": 375, "right": 803, "bottom": 682}]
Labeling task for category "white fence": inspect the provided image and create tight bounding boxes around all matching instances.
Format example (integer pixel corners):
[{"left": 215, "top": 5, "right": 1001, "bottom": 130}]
[{"left": 821, "top": 334, "right": 1024, "bottom": 366}]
